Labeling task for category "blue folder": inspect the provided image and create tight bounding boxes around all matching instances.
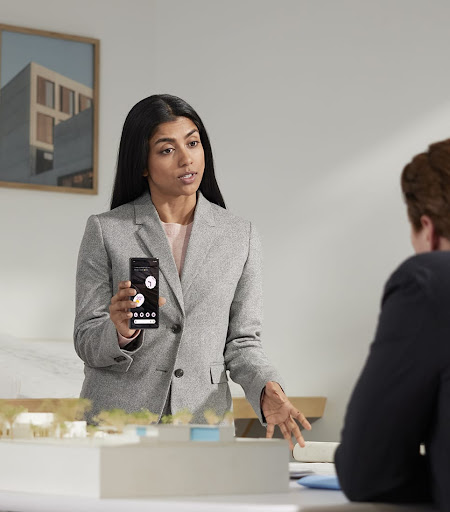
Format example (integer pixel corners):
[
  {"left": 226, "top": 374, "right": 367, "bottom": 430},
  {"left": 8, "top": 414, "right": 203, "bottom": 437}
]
[{"left": 297, "top": 475, "right": 341, "bottom": 490}]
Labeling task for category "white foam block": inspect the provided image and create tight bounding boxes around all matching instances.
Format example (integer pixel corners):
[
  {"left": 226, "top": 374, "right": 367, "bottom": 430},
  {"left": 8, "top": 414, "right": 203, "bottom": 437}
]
[
  {"left": 293, "top": 441, "right": 340, "bottom": 462},
  {"left": 0, "top": 437, "right": 289, "bottom": 498}
]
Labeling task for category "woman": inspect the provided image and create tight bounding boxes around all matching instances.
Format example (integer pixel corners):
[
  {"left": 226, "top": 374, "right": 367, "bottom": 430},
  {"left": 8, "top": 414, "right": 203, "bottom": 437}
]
[
  {"left": 74, "top": 94, "right": 310, "bottom": 446},
  {"left": 335, "top": 138, "right": 450, "bottom": 510}
]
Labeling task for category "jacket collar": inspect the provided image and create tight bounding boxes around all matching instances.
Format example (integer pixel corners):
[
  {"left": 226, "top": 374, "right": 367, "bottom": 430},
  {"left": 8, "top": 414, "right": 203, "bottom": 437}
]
[{"left": 133, "top": 191, "right": 217, "bottom": 313}]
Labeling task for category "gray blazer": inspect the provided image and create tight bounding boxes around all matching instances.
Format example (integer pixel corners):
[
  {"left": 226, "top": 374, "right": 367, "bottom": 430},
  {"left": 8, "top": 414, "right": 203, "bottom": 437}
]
[{"left": 74, "top": 191, "right": 283, "bottom": 423}]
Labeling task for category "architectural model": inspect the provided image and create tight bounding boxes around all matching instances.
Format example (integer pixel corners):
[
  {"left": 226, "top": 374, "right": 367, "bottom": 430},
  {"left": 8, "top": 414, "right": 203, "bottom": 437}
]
[{"left": 0, "top": 401, "right": 289, "bottom": 498}]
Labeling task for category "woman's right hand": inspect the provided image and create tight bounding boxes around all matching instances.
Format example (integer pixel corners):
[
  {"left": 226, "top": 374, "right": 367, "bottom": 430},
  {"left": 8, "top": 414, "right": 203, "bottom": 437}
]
[
  {"left": 109, "top": 281, "right": 139, "bottom": 338},
  {"left": 109, "top": 281, "right": 167, "bottom": 339}
]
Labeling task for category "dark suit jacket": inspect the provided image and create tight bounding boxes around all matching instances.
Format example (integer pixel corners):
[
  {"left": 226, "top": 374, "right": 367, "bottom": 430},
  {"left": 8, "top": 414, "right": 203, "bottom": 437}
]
[{"left": 335, "top": 251, "right": 450, "bottom": 511}]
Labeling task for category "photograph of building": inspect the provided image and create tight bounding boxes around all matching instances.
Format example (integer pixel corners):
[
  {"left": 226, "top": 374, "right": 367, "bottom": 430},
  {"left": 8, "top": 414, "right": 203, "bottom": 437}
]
[
  {"left": 0, "top": 26, "right": 98, "bottom": 192},
  {"left": 0, "top": 61, "right": 94, "bottom": 188}
]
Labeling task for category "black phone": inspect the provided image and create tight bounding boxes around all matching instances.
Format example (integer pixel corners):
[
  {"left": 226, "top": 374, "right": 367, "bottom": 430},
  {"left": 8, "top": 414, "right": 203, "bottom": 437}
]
[{"left": 129, "top": 257, "right": 159, "bottom": 329}]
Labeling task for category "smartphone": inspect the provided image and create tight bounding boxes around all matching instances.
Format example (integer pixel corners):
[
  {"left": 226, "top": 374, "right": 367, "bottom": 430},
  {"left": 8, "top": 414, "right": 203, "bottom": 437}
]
[{"left": 129, "top": 257, "right": 159, "bottom": 329}]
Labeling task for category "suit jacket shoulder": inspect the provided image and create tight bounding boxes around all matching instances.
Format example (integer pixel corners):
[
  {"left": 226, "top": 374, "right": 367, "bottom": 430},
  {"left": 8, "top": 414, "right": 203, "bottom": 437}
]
[
  {"left": 383, "top": 252, "right": 450, "bottom": 308},
  {"left": 94, "top": 200, "right": 135, "bottom": 222}
]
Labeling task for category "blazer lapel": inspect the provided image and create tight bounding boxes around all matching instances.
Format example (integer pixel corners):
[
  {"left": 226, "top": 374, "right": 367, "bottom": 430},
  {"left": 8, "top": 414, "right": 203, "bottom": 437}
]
[
  {"left": 181, "top": 192, "right": 217, "bottom": 295},
  {"left": 134, "top": 192, "right": 185, "bottom": 314}
]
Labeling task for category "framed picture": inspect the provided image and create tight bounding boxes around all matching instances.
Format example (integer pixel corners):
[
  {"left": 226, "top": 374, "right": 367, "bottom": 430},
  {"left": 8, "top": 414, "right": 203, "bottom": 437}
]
[{"left": 0, "top": 24, "right": 99, "bottom": 194}]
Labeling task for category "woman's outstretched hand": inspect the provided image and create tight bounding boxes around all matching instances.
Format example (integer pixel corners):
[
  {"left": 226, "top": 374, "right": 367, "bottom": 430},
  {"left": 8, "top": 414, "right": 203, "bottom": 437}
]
[
  {"left": 109, "top": 280, "right": 166, "bottom": 338},
  {"left": 262, "top": 381, "right": 312, "bottom": 450}
]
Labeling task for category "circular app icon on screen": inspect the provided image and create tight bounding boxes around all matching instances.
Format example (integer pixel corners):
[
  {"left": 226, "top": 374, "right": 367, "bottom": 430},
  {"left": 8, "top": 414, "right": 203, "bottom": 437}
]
[
  {"left": 133, "top": 293, "right": 145, "bottom": 307},
  {"left": 145, "top": 276, "right": 156, "bottom": 289}
]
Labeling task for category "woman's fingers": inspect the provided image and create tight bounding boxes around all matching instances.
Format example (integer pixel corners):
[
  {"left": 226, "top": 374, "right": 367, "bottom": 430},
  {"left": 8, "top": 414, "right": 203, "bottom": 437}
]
[
  {"left": 115, "top": 311, "right": 132, "bottom": 322},
  {"left": 266, "top": 422, "right": 275, "bottom": 439},
  {"left": 278, "top": 421, "right": 294, "bottom": 450},
  {"left": 291, "top": 409, "right": 312, "bottom": 431},
  {"left": 267, "top": 419, "right": 295, "bottom": 450},
  {"left": 110, "top": 308, "right": 131, "bottom": 321},
  {"left": 290, "top": 419, "right": 305, "bottom": 448},
  {"left": 110, "top": 283, "right": 166, "bottom": 334},
  {"left": 115, "top": 283, "right": 166, "bottom": 305},
  {"left": 110, "top": 300, "right": 135, "bottom": 313},
  {"left": 111, "top": 290, "right": 134, "bottom": 304},
  {"left": 265, "top": 408, "right": 311, "bottom": 451}
]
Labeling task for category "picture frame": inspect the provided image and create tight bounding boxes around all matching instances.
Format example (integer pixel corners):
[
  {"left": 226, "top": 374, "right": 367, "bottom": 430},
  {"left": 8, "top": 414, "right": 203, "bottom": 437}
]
[{"left": 0, "top": 24, "right": 99, "bottom": 194}]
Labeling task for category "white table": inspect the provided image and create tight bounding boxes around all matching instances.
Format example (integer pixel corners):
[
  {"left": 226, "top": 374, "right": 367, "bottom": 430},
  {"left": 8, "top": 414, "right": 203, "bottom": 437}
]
[
  {"left": 0, "top": 464, "right": 435, "bottom": 512},
  {"left": 0, "top": 483, "right": 345, "bottom": 512}
]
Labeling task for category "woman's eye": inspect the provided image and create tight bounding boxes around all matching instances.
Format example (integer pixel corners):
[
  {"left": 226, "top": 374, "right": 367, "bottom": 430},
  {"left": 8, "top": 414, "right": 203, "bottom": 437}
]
[
  {"left": 189, "top": 141, "right": 199, "bottom": 147},
  {"left": 161, "top": 148, "right": 174, "bottom": 154}
]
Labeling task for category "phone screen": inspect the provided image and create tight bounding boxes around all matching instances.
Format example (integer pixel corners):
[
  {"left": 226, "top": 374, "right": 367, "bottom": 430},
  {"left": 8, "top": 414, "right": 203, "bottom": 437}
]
[{"left": 129, "top": 258, "right": 159, "bottom": 329}]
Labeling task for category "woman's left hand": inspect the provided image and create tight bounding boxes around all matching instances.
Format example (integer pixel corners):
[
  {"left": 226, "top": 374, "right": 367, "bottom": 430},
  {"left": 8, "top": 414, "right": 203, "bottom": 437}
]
[{"left": 262, "top": 381, "right": 312, "bottom": 450}]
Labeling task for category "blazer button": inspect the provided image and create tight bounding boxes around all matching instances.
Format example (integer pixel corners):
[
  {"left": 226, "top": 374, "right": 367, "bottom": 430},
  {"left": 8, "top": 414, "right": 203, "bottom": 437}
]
[
  {"left": 114, "top": 356, "right": 126, "bottom": 362},
  {"left": 174, "top": 369, "right": 184, "bottom": 378},
  {"left": 171, "top": 324, "right": 182, "bottom": 334}
]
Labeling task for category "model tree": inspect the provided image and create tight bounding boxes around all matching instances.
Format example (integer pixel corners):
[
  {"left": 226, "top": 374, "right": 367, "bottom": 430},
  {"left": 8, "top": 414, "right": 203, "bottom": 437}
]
[
  {"left": 172, "top": 409, "right": 193, "bottom": 425},
  {"left": 129, "top": 409, "right": 159, "bottom": 425},
  {"left": 203, "top": 409, "right": 221, "bottom": 425},
  {"left": 30, "top": 423, "right": 52, "bottom": 438},
  {"left": 222, "top": 410, "right": 234, "bottom": 425},
  {"left": 93, "top": 409, "right": 131, "bottom": 433},
  {"left": 54, "top": 398, "right": 92, "bottom": 423},
  {"left": 160, "top": 414, "right": 173, "bottom": 424},
  {"left": 0, "top": 404, "right": 26, "bottom": 438},
  {"left": 37, "top": 398, "right": 92, "bottom": 438}
]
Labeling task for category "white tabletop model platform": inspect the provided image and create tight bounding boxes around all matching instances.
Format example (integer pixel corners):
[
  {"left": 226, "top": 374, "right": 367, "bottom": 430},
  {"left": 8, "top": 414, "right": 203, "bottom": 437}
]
[{"left": 0, "top": 424, "right": 289, "bottom": 499}]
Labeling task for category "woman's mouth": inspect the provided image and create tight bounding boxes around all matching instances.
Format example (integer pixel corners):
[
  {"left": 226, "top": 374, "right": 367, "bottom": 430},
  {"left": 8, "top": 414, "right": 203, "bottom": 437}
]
[{"left": 178, "top": 172, "right": 197, "bottom": 184}]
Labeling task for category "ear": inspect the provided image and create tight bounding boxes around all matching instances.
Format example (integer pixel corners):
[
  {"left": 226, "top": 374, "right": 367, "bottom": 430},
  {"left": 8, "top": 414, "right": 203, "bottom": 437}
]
[
  {"left": 420, "top": 215, "right": 439, "bottom": 251},
  {"left": 142, "top": 170, "right": 149, "bottom": 178}
]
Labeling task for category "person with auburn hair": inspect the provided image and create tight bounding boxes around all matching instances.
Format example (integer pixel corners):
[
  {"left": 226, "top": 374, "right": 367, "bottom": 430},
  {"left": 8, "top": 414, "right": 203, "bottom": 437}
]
[
  {"left": 335, "top": 138, "right": 450, "bottom": 509},
  {"left": 74, "top": 94, "right": 311, "bottom": 447}
]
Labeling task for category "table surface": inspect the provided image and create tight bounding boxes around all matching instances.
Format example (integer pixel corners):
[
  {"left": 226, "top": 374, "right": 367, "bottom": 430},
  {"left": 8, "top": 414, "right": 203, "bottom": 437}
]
[
  {"left": 0, "top": 483, "right": 346, "bottom": 512},
  {"left": 0, "top": 463, "right": 436, "bottom": 512}
]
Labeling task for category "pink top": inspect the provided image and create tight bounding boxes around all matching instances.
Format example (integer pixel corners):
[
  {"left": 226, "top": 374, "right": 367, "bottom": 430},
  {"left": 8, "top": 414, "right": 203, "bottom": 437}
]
[
  {"left": 118, "top": 221, "right": 193, "bottom": 348},
  {"left": 161, "top": 221, "right": 193, "bottom": 276}
]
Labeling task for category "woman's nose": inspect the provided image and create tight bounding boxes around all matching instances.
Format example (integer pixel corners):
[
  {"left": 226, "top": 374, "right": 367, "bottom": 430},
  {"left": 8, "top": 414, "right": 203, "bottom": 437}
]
[{"left": 179, "top": 147, "right": 193, "bottom": 166}]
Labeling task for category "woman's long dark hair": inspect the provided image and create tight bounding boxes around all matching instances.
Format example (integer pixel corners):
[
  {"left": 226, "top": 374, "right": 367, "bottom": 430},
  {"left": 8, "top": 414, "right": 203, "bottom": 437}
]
[{"left": 110, "top": 94, "right": 226, "bottom": 210}]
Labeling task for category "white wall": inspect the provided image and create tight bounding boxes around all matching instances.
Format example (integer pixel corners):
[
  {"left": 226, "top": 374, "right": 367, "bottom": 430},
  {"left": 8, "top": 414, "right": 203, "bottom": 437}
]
[{"left": 1, "top": 0, "right": 450, "bottom": 441}]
